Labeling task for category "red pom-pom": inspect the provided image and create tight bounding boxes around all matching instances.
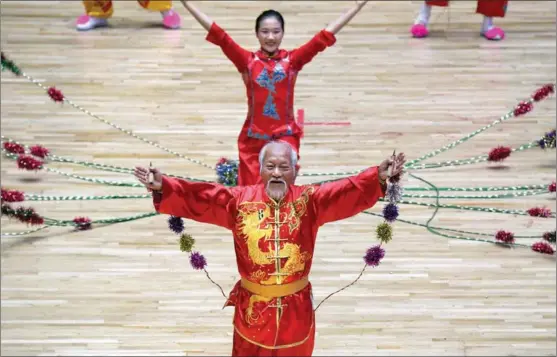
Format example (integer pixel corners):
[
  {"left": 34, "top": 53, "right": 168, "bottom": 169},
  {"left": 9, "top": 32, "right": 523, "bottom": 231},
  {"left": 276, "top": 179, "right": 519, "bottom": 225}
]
[
  {"left": 532, "top": 242, "right": 555, "bottom": 255},
  {"left": 29, "top": 144, "right": 49, "bottom": 158},
  {"left": 73, "top": 216, "right": 92, "bottom": 230},
  {"left": 549, "top": 181, "right": 556, "bottom": 193},
  {"left": 495, "top": 230, "right": 515, "bottom": 244},
  {"left": 1, "top": 188, "right": 25, "bottom": 203},
  {"left": 47, "top": 86, "right": 64, "bottom": 102},
  {"left": 532, "top": 84, "right": 555, "bottom": 102},
  {"left": 527, "top": 206, "right": 552, "bottom": 218},
  {"left": 16, "top": 154, "right": 43, "bottom": 171},
  {"left": 488, "top": 146, "right": 511, "bottom": 162},
  {"left": 3, "top": 141, "right": 25, "bottom": 154},
  {"left": 14, "top": 206, "right": 44, "bottom": 225},
  {"left": 513, "top": 101, "right": 533, "bottom": 116},
  {"left": 216, "top": 157, "right": 228, "bottom": 166}
]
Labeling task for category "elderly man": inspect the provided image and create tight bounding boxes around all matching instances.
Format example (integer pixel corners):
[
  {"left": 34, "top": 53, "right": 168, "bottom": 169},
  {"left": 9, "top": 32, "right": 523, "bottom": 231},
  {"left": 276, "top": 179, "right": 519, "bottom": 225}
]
[{"left": 134, "top": 141, "right": 405, "bottom": 356}]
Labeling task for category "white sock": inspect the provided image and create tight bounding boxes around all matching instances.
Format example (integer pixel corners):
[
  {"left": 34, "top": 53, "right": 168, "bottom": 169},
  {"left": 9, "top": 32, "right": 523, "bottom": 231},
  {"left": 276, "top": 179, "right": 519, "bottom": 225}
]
[
  {"left": 415, "top": 3, "right": 432, "bottom": 25},
  {"left": 482, "top": 16, "right": 494, "bottom": 32}
]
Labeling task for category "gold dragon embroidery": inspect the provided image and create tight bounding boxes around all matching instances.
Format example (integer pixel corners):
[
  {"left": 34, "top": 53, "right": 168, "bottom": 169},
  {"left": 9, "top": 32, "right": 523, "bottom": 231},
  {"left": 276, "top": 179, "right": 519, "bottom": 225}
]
[{"left": 236, "top": 187, "right": 315, "bottom": 324}]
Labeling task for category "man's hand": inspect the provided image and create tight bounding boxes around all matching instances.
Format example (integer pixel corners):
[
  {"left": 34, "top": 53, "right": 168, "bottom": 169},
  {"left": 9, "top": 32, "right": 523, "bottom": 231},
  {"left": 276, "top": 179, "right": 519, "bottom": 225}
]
[
  {"left": 134, "top": 165, "right": 163, "bottom": 191},
  {"left": 378, "top": 152, "right": 406, "bottom": 182}
]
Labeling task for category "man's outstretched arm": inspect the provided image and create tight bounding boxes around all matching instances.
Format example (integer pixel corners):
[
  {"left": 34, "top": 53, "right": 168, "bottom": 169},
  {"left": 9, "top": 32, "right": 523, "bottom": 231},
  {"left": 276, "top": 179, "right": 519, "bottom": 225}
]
[
  {"left": 135, "top": 166, "right": 238, "bottom": 230},
  {"left": 312, "top": 153, "right": 405, "bottom": 227}
]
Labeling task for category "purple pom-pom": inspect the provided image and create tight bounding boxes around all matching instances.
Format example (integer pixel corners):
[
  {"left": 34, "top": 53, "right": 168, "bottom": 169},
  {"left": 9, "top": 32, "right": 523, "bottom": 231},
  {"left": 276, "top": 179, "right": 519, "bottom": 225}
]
[
  {"left": 382, "top": 203, "right": 399, "bottom": 222},
  {"left": 363, "top": 245, "right": 385, "bottom": 267},
  {"left": 190, "top": 251, "right": 207, "bottom": 270},
  {"left": 168, "top": 216, "right": 184, "bottom": 234},
  {"left": 386, "top": 183, "right": 402, "bottom": 203}
]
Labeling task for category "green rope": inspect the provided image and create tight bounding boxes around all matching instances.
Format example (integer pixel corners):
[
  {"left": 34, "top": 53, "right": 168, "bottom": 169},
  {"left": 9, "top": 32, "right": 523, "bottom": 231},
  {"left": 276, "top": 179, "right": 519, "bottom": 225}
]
[
  {"left": 407, "top": 142, "right": 539, "bottom": 170},
  {"left": 405, "top": 173, "right": 532, "bottom": 248},
  {"left": 25, "top": 193, "right": 151, "bottom": 201},
  {"left": 41, "top": 212, "right": 158, "bottom": 227}
]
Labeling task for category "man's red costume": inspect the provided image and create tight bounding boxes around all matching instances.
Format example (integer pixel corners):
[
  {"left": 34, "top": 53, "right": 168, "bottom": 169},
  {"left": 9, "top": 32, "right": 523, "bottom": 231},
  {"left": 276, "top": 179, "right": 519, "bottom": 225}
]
[
  {"left": 205, "top": 23, "right": 336, "bottom": 186},
  {"left": 153, "top": 166, "right": 387, "bottom": 356}
]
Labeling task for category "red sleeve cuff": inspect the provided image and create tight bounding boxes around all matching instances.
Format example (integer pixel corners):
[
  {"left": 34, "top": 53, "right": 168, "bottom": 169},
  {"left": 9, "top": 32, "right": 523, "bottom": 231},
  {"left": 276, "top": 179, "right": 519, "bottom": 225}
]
[
  {"left": 319, "top": 30, "right": 337, "bottom": 47},
  {"left": 205, "top": 22, "right": 226, "bottom": 45},
  {"left": 349, "top": 166, "right": 386, "bottom": 202}
]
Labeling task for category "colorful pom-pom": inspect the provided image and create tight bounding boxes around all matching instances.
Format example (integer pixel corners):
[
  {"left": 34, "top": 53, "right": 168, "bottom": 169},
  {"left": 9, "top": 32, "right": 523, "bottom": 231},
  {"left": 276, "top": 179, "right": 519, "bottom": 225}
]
[
  {"left": 179, "top": 233, "right": 195, "bottom": 253},
  {"left": 168, "top": 216, "right": 185, "bottom": 234},
  {"left": 47, "top": 87, "right": 64, "bottom": 102},
  {"left": 495, "top": 230, "right": 515, "bottom": 244},
  {"left": 543, "top": 231, "right": 556, "bottom": 243},
  {"left": 538, "top": 129, "right": 556, "bottom": 149},
  {"left": 14, "top": 206, "right": 43, "bottom": 225},
  {"left": 73, "top": 216, "right": 92, "bottom": 230},
  {"left": 531, "top": 242, "right": 555, "bottom": 255},
  {"left": 1, "top": 188, "right": 25, "bottom": 203},
  {"left": 1, "top": 203, "right": 15, "bottom": 216},
  {"left": 513, "top": 101, "right": 533, "bottom": 116},
  {"left": 3, "top": 141, "right": 25, "bottom": 154},
  {"left": 17, "top": 155, "right": 43, "bottom": 171},
  {"left": 527, "top": 207, "right": 552, "bottom": 218},
  {"left": 0, "top": 52, "right": 22, "bottom": 76},
  {"left": 29, "top": 145, "right": 49, "bottom": 158},
  {"left": 190, "top": 251, "right": 207, "bottom": 270},
  {"left": 376, "top": 222, "right": 393, "bottom": 244},
  {"left": 532, "top": 84, "right": 555, "bottom": 102},
  {"left": 487, "top": 146, "right": 511, "bottom": 162},
  {"left": 363, "top": 245, "right": 385, "bottom": 267},
  {"left": 549, "top": 181, "right": 556, "bottom": 193},
  {"left": 215, "top": 158, "right": 238, "bottom": 187},
  {"left": 386, "top": 184, "right": 402, "bottom": 203},
  {"left": 382, "top": 203, "right": 399, "bottom": 223}
]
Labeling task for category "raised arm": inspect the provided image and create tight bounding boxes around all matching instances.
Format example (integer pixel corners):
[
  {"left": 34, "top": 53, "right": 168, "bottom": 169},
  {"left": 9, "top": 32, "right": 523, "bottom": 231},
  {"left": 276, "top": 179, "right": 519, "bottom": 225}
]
[
  {"left": 325, "top": 1, "right": 368, "bottom": 35},
  {"left": 180, "top": 0, "right": 212, "bottom": 31},
  {"left": 312, "top": 152, "right": 405, "bottom": 227},
  {"left": 289, "top": 1, "right": 368, "bottom": 71},
  {"left": 135, "top": 166, "right": 238, "bottom": 230},
  {"left": 180, "top": 1, "right": 252, "bottom": 72}
]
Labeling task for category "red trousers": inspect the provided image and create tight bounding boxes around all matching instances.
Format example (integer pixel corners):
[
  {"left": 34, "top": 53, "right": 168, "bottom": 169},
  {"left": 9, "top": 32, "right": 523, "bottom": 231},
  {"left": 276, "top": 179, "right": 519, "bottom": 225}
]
[
  {"left": 231, "top": 322, "right": 315, "bottom": 356},
  {"left": 426, "top": 0, "right": 508, "bottom": 17},
  {"left": 237, "top": 130, "right": 301, "bottom": 186}
]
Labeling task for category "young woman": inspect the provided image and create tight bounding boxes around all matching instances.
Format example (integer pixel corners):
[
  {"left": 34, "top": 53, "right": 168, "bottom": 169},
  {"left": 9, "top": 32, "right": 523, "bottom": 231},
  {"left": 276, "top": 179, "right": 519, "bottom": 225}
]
[{"left": 180, "top": 1, "right": 369, "bottom": 186}]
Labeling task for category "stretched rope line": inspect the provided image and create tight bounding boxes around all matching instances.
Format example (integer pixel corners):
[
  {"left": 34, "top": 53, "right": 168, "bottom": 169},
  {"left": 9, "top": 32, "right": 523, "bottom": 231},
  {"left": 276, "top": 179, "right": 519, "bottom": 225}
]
[{"left": 14, "top": 71, "right": 214, "bottom": 170}]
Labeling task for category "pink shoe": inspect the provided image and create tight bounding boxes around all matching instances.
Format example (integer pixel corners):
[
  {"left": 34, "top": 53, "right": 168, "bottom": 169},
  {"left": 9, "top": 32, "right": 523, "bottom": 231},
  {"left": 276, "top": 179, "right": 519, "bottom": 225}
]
[
  {"left": 161, "top": 9, "right": 181, "bottom": 29},
  {"left": 481, "top": 26, "right": 505, "bottom": 41},
  {"left": 76, "top": 14, "right": 108, "bottom": 31},
  {"left": 410, "top": 23, "right": 429, "bottom": 38}
]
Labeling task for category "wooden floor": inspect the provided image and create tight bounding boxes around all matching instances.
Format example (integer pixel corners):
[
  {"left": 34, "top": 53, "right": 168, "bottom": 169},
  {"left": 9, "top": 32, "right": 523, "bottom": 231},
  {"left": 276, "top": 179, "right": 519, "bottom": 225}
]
[{"left": 1, "top": 1, "right": 556, "bottom": 356}]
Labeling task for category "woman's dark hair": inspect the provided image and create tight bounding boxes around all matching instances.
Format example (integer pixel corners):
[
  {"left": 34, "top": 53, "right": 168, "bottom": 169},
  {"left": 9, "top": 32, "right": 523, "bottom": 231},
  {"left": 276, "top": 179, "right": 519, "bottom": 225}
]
[{"left": 255, "top": 10, "right": 285, "bottom": 32}]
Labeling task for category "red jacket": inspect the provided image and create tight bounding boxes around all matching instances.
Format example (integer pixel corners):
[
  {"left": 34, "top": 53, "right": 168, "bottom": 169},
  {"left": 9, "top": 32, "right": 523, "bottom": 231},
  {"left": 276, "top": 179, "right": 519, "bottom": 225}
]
[
  {"left": 153, "top": 167, "right": 386, "bottom": 349},
  {"left": 206, "top": 23, "right": 336, "bottom": 140}
]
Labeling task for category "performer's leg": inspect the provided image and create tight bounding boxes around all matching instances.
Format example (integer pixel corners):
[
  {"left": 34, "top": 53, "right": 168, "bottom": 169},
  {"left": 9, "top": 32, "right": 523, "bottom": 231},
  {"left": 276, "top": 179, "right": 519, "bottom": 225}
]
[
  {"left": 237, "top": 135, "right": 264, "bottom": 187},
  {"left": 410, "top": 1, "right": 449, "bottom": 38},
  {"left": 477, "top": 0, "right": 507, "bottom": 41},
  {"left": 137, "top": 0, "right": 181, "bottom": 29},
  {"left": 76, "top": 1, "right": 112, "bottom": 31}
]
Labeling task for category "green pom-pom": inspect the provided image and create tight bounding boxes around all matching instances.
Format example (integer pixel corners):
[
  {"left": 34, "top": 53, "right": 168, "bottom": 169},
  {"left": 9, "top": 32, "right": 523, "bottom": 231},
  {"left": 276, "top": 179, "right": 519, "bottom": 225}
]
[
  {"left": 376, "top": 222, "right": 393, "bottom": 244},
  {"left": 1, "top": 53, "right": 21, "bottom": 76},
  {"left": 179, "top": 233, "right": 195, "bottom": 252}
]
